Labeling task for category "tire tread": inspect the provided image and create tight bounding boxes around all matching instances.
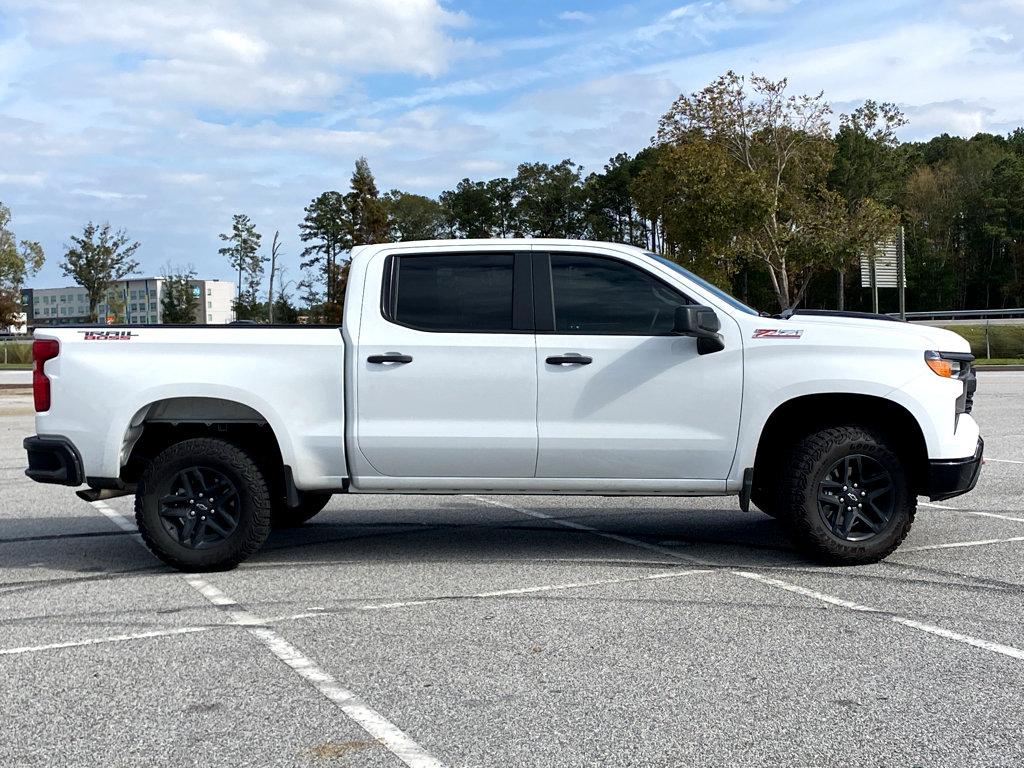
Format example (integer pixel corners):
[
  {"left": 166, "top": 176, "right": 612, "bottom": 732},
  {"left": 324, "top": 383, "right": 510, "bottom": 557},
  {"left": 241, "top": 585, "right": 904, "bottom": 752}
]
[
  {"left": 135, "top": 437, "right": 271, "bottom": 571},
  {"left": 780, "top": 425, "right": 915, "bottom": 565}
]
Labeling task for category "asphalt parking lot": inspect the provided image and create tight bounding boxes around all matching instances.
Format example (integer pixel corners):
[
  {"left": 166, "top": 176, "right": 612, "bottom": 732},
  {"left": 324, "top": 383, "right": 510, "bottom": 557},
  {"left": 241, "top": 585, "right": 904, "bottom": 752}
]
[{"left": 1, "top": 373, "right": 1022, "bottom": 767}]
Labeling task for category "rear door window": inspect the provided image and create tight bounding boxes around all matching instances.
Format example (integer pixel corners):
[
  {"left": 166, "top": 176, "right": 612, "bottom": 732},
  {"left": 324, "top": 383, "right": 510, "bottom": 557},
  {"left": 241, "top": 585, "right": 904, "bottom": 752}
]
[{"left": 388, "top": 253, "right": 515, "bottom": 332}]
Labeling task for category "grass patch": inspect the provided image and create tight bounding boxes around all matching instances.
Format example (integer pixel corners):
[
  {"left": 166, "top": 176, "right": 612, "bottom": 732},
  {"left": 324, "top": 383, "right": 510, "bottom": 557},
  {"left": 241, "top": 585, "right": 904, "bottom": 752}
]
[
  {"left": 974, "top": 358, "right": 1024, "bottom": 366},
  {"left": 0, "top": 341, "right": 32, "bottom": 366},
  {"left": 940, "top": 325, "right": 1024, "bottom": 360},
  {"left": 0, "top": 363, "right": 30, "bottom": 370}
]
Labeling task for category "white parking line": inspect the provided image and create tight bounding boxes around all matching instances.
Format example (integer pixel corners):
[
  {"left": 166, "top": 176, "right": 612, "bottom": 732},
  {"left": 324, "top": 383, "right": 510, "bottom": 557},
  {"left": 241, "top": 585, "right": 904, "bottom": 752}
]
[
  {"left": 354, "top": 568, "right": 711, "bottom": 612},
  {"left": 0, "top": 569, "right": 711, "bottom": 656},
  {"left": 986, "top": 458, "right": 1024, "bottom": 465},
  {"left": 183, "top": 577, "right": 441, "bottom": 769},
  {"left": 466, "top": 495, "right": 712, "bottom": 565},
  {"left": 901, "top": 536, "right": 1024, "bottom": 552},
  {"left": 0, "top": 626, "right": 212, "bottom": 655},
  {"left": 470, "top": 496, "right": 1024, "bottom": 663},
  {"left": 736, "top": 571, "right": 1024, "bottom": 660},
  {"left": 89, "top": 500, "right": 441, "bottom": 769},
  {"left": 920, "top": 502, "right": 1024, "bottom": 524}
]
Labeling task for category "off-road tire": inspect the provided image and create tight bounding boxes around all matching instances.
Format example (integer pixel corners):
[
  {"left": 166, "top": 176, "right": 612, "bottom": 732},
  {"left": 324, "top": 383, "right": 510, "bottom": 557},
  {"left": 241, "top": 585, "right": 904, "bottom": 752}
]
[
  {"left": 271, "top": 492, "right": 332, "bottom": 528},
  {"left": 780, "top": 426, "right": 915, "bottom": 565},
  {"left": 135, "top": 438, "right": 272, "bottom": 571}
]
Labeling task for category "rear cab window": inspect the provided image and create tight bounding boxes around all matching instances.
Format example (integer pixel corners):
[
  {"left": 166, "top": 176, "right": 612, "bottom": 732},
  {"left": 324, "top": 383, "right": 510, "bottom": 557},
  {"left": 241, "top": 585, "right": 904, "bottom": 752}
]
[{"left": 384, "top": 253, "right": 515, "bottom": 332}]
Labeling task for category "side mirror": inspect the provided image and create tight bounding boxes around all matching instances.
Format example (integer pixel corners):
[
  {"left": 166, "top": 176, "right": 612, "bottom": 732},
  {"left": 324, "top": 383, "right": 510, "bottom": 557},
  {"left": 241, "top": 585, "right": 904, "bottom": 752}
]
[{"left": 673, "top": 305, "right": 725, "bottom": 355}]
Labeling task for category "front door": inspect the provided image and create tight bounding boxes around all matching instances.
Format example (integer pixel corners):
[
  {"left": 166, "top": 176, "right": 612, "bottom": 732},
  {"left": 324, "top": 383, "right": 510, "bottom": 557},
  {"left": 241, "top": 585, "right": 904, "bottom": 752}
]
[
  {"left": 534, "top": 252, "right": 743, "bottom": 481},
  {"left": 354, "top": 251, "right": 538, "bottom": 478}
]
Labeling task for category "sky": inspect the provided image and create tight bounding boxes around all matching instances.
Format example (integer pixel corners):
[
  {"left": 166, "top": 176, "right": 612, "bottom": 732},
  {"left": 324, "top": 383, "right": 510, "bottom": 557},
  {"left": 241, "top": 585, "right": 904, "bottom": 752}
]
[{"left": 2, "top": 0, "right": 1023, "bottom": 290}]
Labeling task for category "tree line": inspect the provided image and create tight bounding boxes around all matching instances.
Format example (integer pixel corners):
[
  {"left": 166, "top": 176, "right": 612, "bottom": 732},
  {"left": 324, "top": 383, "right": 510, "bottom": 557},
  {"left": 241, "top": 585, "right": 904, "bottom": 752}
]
[{"left": 3, "top": 70, "right": 1023, "bottom": 329}]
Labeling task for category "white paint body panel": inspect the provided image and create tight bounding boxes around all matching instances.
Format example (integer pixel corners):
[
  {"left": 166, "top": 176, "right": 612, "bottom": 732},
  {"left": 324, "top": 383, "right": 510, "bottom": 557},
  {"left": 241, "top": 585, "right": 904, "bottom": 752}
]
[
  {"left": 35, "top": 327, "right": 348, "bottom": 489},
  {"left": 35, "top": 238, "right": 979, "bottom": 497}
]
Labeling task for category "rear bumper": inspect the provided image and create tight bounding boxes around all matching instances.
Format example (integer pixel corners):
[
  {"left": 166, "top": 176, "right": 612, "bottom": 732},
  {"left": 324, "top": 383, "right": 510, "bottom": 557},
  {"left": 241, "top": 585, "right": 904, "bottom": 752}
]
[
  {"left": 24, "top": 435, "right": 84, "bottom": 486},
  {"left": 927, "top": 437, "right": 983, "bottom": 502}
]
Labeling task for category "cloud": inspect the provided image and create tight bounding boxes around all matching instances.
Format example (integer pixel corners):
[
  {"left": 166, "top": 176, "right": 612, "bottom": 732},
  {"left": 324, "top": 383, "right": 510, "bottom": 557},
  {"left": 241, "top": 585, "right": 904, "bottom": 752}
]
[
  {"left": 13, "top": 0, "right": 473, "bottom": 111},
  {"left": 558, "top": 10, "right": 595, "bottom": 23},
  {"left": 3, "top": 0, "right": 1024, "bottom": 291}
]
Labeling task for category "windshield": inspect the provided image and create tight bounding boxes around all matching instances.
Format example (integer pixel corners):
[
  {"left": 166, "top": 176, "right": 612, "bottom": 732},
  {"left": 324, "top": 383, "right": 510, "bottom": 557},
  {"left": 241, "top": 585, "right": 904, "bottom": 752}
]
[{"left": 644, "top": 253, "right": 759, "bottom": 316}]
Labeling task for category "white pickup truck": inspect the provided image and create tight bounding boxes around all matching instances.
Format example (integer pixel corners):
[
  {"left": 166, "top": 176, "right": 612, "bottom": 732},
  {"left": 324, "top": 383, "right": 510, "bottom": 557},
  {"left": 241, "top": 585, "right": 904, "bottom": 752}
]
[{"left": 24, "top": 239, "right": 982, "bottom": 570}]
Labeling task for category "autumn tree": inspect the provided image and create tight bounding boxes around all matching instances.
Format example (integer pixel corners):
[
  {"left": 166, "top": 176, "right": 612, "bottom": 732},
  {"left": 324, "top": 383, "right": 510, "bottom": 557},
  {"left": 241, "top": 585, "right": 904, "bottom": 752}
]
[
  {"left": 60, "top": 222, "right": 140, "bottom": 321},
  {"left": 633, "top": 140, "right": 768, "bottom": 287},
  {"left": 656, "top": 71, "right": 896, "bottom": 309},
  {"left": 0, "top": 202, "right": 44, "bottom": 328}
]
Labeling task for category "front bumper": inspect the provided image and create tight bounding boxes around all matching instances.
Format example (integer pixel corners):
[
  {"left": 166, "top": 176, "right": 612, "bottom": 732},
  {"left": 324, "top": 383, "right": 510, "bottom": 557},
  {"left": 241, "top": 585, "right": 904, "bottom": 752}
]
[
  {"left": 927, "top": 437, "right": 983, "bottom": 502},
  {"left": 24, "top": 435, "right": 84, "bottom": 486}
]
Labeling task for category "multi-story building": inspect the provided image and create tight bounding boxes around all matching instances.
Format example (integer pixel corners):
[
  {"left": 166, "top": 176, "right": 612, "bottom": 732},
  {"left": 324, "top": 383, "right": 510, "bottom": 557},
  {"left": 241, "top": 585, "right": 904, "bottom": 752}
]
[{"left": 21, "top": 278, "right": 236, "bottom": 327}]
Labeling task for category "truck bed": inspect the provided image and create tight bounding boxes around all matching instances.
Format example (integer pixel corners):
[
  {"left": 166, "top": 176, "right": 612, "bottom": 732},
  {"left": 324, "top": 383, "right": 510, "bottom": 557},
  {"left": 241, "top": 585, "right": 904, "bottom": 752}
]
[{"left": 33, "top": 325, "right": 349, "bottom": 490}]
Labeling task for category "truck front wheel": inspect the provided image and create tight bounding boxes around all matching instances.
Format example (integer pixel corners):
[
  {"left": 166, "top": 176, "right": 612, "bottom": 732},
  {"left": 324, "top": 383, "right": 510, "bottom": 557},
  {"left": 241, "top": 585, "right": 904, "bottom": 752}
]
[
  {"left": 272, "top": 492, "right": 332, "bottom": 528},
  {"left": 135, "top": 438, "right": 272, "bottom": 571},
  {"left": 780, "top": 426, "right": 915, "bottom": 565}
]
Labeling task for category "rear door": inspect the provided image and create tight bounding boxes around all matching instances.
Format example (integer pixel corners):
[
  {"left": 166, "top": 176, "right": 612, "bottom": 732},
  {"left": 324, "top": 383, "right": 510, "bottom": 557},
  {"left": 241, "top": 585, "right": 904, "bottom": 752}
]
[
  {"left": 533, "top": 251, "right": 743, "bottom": 481},
  {"left": 353, "top": 250, "right": 538, "bottom": 479}
]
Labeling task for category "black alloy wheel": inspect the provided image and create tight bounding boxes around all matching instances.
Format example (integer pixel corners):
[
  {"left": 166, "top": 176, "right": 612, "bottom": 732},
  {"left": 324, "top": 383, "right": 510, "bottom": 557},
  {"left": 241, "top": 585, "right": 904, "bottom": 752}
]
[
  {"left": 158, "top": 466, "right": 242, "bottom": 548},
  {"left": 816, "top": 454, "right": 895, "bottom": 542}
]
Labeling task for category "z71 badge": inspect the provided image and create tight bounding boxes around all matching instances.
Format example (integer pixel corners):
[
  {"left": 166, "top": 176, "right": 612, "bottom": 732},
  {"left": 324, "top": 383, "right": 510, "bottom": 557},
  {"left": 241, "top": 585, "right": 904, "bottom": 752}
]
[
  {"left": 752, "top": 328, "right": 803, "bottom": 339},
  {"left": 79, "top": 330, "right": 138, "bottom": 341}
]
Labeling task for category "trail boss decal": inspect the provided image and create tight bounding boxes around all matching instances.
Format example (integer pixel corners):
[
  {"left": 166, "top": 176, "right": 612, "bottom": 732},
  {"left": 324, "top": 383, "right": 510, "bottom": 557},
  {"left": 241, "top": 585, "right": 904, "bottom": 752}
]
[
  {"left": 79, "top": 331, "right": 138, "bottom": 341},
  {"left": 752, "top": 328, "right": 803, "bottom": 339}
]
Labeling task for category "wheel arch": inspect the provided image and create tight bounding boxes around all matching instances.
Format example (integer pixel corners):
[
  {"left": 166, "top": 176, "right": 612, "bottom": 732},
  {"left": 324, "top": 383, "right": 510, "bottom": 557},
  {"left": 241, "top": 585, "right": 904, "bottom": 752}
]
[
  {"left": 116, "top": 396, "right": 288, "bottom": 492},
  {"left": 752, "top": 393, "right": 930, "bottom": 496}
]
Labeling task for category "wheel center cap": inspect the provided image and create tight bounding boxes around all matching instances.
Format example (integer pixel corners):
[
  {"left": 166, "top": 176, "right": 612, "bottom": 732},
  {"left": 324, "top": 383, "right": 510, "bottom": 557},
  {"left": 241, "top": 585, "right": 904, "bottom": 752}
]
[{"left": 845, "top": 492, "right": 859, "bottom": 505}]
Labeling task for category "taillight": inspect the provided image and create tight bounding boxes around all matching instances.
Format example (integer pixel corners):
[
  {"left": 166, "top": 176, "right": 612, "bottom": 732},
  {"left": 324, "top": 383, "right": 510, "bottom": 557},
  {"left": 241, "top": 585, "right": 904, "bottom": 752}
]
[{"left": 32, "top": 339, "right": 59, "bottom": 412}]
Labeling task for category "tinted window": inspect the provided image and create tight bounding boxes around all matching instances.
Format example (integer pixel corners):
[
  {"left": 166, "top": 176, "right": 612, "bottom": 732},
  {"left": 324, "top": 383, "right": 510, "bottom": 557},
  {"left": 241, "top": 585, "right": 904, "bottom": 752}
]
[
  {"left": 645, "top": 252, "right": 758, "bottom": 316},
  {"left": 551, "top": 254, "right": 690, "bottom": 335},
  {"left": 392, "top": 253, "right": 514, "bottom": 332}
]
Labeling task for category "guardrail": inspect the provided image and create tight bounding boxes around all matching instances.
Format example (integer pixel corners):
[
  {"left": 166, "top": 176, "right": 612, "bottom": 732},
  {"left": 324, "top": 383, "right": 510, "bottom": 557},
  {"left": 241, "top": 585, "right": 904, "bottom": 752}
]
[{"left": 890, "top": 308, "right": 1024, "bottom": 321}]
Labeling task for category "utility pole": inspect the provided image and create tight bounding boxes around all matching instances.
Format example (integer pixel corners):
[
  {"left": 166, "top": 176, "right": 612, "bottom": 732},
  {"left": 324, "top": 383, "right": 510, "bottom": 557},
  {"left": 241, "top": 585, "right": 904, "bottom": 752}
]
[
  {"left": 870, "top": 256, "right": 878, "bottom": 314},
  {"left": 896, "top": 225, "right": 906, "bottom": 321}
]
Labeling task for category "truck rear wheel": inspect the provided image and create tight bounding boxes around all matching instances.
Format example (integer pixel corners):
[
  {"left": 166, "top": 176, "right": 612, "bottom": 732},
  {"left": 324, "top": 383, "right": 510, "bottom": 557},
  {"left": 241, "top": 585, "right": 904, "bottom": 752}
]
[
  {"left": 135, "top": 438, "right": 272, "bottom": 571},
  {"left": 271, "top": 492, "right": 332, "bottom": 528},
  {"left": 780, "top": 426, "right": 915, "bottom": 565}
]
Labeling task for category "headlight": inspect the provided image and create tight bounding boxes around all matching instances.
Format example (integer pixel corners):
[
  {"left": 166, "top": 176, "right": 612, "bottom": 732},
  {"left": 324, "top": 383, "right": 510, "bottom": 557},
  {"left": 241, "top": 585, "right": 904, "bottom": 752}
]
[{"left": 925, "top": 350, "right": 973, "bottom": 378}]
